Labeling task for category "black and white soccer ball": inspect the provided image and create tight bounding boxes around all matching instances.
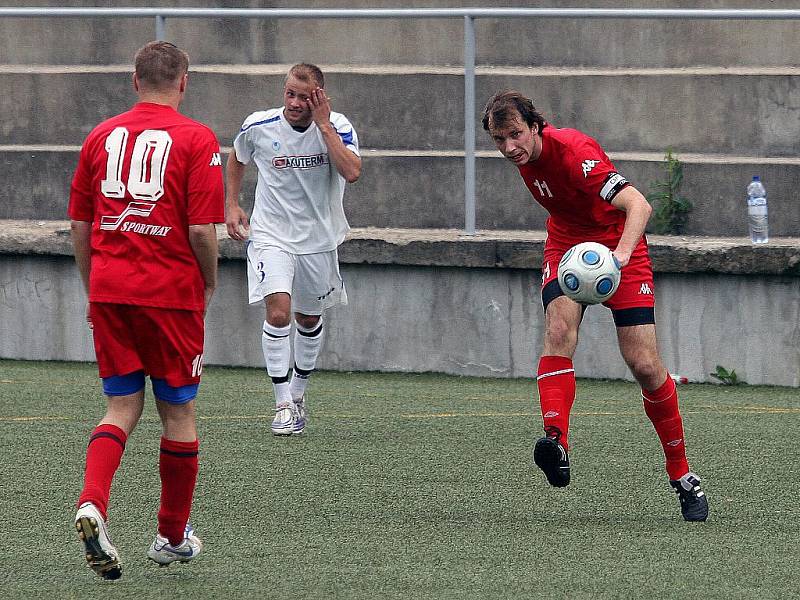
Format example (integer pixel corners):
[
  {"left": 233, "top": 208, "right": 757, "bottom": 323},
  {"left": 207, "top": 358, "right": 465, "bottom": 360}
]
[{"left": 557, "top": 242, "right": 621, "bottom": 305}]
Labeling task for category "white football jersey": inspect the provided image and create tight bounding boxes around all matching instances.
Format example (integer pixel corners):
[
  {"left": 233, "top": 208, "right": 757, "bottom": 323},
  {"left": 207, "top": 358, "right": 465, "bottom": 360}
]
[{"left": 233, "top": 107, "right": 360, "bottom": 254}]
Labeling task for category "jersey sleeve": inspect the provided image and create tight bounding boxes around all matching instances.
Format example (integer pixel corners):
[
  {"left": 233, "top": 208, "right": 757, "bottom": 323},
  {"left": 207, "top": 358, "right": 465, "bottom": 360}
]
[
  {"left": 67, "top": 138, "right": 96, "bottom": 222},
  {"left": 232, "top": 128, "right": 253, "bottom": 165},
  {"left": 187, "top": 128, "right": 225, "bottom": 225},
  {"left": 232, "top": 111, "right": 266, "bottom": 165},
  {"left": 568, "top": 138, "right": 630, "bottom": 203},
  {"left": 331, "top": 113, "right": 360, "bottom": 156}
]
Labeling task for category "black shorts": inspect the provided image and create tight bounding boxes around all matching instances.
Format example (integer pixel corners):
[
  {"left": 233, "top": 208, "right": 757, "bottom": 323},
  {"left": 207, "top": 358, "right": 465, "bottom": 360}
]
[{"left": 541, "top": 278, "right": 655, "bottom": 327}]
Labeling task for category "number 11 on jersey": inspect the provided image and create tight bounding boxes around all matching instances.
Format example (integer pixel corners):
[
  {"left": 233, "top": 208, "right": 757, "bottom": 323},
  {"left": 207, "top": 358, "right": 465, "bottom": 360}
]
[{"left": 533, "top": 179, "right": 553, "bottom": 198}]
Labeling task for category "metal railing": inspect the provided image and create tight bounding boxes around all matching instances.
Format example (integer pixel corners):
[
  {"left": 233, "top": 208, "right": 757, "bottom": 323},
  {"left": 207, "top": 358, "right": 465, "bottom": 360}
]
[{"left": 3, "top": 7, "right": 800, "bottom": 234}]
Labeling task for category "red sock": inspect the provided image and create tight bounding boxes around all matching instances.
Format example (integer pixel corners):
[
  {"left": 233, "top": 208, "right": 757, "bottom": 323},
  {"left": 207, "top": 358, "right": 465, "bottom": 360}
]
[
  {"left": 642, "top": 375, "right": 690, "bottom": 480},
  {"left": 158, "top": 437, "right": 199, "bottom": 546},
  {"left": 536, "top": 356, "right": 576, "bottom": 450},
  {"left": 78, "top": 424, "right": 127, "bottom": 519}
]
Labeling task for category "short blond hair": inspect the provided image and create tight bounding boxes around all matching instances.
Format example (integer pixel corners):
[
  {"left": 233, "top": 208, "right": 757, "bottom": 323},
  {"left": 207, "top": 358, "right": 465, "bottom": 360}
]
[
  {"left": 286, "top": 63, "right": 324, "bottom": 88},
  {"left": 134, "top": 41, "right": 189, "bottom": 90}
]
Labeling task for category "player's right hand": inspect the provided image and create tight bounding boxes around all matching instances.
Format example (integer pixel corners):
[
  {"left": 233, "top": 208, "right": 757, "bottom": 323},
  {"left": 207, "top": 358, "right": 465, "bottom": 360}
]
[{"left": 226, "top": 205, "right": 250, "bottom": 241}]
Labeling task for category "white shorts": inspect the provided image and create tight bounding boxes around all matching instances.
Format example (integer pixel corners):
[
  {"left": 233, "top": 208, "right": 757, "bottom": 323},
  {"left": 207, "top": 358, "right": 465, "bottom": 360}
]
[{"left": 246, "top": 242, "right": 348, "bottom": 315}]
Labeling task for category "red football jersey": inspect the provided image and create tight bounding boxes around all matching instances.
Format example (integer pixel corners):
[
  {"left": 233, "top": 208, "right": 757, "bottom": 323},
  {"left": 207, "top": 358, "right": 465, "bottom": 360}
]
[
  {"left": 69, "top": 102, "right": 224, "bottom": 311},
  {"left": 518, "top": 127, "right": 646, "bottom": 253}
]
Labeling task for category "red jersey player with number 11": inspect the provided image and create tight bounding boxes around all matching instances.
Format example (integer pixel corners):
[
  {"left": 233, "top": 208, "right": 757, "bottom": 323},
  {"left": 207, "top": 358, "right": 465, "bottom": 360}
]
[
  {"left": 69, "top": 41, "right": 224, "bottom": 578},
  {"left": 482, "top": 90, "right": 708, "bottom": 522}
]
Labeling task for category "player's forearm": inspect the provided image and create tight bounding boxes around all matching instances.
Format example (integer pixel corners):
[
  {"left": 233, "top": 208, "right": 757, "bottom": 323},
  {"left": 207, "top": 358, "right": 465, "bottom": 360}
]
[
  {"left": 617, "top": 207, "right": 650, "bottom": 256},
  {"left": 612, "top": 186, "right": 652, "bottom": 257},
  {"left": 70, "top": 219, "right": 92, "bottom": 294},
  {"left": 188, "top": 224, "right": 219, "bottom": 295},
  {"left": 225, "top": 149, "right": 246, "bottom": 209},
  {"left": 320, "top": 126, "right": 361, "bottom": 183}
]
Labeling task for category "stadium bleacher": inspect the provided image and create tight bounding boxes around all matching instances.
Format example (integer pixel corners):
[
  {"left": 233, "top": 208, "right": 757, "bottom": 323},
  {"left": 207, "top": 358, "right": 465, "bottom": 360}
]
[{"left": 1, "top": 1, "right": 798, "bottom": 384}]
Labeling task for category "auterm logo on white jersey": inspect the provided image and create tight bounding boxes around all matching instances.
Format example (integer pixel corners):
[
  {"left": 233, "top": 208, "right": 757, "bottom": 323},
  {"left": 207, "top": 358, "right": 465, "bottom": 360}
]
[
  {"left": 581, "top": 159, "right": 600, "bottom": 177},
  {"left": 209, "top": 152, "right": 222, "bottom": 166},
  {"left": 640, "top": 283, "right": 653, "bottom": 295},
  {"left": 272, "top": 154, "right": 329, "bottom": 170}
]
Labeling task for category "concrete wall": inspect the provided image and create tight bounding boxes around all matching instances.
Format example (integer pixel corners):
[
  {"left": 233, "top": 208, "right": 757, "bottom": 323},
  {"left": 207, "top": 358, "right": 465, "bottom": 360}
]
[
  {"left": 2, "top": 223, "right": 798, "bottom": 386},
  {"left": 2, "top": 3, "right": 798, "bottom": 386},
  {"left": 2, "top": 0, "right": 800, "bottom": 67},
  {"left": 5, "top": 69, "right": 800, "bottom": 156}
]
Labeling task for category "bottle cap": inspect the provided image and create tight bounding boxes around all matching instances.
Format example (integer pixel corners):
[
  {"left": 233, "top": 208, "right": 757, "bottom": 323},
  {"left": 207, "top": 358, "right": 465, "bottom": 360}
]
[{"left": 753, "top": 175, "right": 760, "bottom": 181}]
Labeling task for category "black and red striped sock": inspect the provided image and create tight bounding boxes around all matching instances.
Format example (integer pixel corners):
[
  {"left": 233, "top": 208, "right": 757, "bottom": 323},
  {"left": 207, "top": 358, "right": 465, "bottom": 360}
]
[
  {"left": 157, "top": 437, "right": 199, "bottom": 546},
  {"left": 78, "top": 424, "right": 127, "bottom": 519}
]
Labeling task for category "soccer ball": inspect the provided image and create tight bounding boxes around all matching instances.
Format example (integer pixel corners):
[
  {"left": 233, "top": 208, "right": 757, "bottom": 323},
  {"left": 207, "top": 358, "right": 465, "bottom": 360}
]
[{"left": 557, "top": 242, "right": 621, "bottom": 305}]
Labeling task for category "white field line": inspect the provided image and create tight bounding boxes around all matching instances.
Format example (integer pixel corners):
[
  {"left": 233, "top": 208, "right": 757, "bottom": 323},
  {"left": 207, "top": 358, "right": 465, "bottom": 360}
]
[{"left": 1, "top": 406, "right": 798, "bottom": 423}]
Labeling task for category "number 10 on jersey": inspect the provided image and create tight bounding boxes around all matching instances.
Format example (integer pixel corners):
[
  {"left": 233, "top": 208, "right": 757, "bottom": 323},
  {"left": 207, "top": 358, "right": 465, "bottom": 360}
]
[{"left": 99, "top": 128, "right": 173, "bottom": 231}]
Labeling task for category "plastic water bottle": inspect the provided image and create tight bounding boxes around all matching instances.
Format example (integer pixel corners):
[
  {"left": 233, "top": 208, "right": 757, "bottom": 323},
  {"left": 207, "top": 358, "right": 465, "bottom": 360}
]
[{"left": 746, "top": 176, "right": 768, "bottom": 244}]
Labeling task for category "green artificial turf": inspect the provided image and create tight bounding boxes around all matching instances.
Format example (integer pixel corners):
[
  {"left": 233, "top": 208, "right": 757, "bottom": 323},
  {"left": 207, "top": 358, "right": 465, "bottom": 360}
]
[{"left": 0, "top": 359, "right": 797, "bottom": 599}]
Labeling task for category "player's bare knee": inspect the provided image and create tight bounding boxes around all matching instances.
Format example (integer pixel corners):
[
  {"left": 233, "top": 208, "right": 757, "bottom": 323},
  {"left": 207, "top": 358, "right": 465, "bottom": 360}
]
[
  {"left": 629, "top": 359, "right": 664, "bottom": 389},
  {"left": 294, "top": 313, "right": 320, "bottom": 330},
  {"left": 266, "top": 308, "right": 291, "bottom": 328}
]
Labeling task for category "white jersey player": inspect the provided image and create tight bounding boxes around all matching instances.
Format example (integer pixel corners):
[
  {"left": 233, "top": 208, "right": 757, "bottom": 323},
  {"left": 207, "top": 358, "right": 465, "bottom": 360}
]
[{"left": 226, "top": 63, "right": 361, "bottom": 436}]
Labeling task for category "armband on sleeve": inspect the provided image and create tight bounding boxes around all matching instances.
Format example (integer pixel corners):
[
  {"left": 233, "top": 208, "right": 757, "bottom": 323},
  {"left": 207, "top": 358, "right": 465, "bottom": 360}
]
[{"left": 599, "top": 172, "right": 629, "bottom": 202}]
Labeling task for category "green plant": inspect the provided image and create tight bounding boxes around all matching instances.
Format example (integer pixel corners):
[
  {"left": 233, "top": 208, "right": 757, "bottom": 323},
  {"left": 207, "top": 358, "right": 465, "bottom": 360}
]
[
  {"left": 646, "top": 149, "right": 693, "bottom": 234},
  {"left": 710, "top": 364, "right": 746, "bottom": 385}
]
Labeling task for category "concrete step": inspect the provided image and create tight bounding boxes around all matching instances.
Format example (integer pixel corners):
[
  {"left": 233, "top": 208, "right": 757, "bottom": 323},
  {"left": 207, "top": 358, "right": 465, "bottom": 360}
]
[
  {"left": 2, "top": 0, "right": 799, "bottom": 67},
  {"left": 2, "top": 67, "right": 800, "bottom": 157},
  {"left": 3, "top": 148, "right": 798, "bottom": 237}
]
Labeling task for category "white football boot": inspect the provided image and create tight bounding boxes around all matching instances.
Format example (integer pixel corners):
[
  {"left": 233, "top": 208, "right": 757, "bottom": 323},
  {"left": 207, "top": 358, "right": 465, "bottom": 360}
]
[
  {"left": 147, "top": 523, "right": 203, "bottom": 565},
  {"left": 75, "top": 502, "right": 122, "bottom": 580},
  {"left": 271, "top": 401, "right": 306, "bottom": 435}
]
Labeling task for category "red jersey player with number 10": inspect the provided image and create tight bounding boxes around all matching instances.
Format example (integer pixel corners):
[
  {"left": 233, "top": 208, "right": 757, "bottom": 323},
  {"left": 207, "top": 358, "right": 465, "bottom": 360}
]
[
  {"left": 482, "top": 90, "right": 708, "bottom": 522},
  {"left": 68, "top": 41, "right": 224, "bottom": 579}
]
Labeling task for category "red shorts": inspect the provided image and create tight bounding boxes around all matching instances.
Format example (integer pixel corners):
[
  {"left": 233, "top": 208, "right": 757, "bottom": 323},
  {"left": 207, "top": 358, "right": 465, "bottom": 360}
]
[
  {"left": 90, "top": 303, "right": 205, "bottom": 387},
  {"left": 541, "top": 241, "right": 655, "bottom": 311}
]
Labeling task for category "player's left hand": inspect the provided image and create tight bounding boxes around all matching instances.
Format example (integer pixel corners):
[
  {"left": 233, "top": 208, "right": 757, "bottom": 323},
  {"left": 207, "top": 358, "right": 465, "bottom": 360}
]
[
  {"left": 308, "top": 87, "right": 332, "bottom": 127},
  {"left": 85, "top": 302, "right": 93, "bottom": 329}
]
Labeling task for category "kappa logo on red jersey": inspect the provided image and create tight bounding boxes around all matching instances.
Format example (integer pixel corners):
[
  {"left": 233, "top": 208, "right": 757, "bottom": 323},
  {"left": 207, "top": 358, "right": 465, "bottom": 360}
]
[
  {"left": 209, "top": 152, "right": 222, "bottom": 167},
  {"left": 581, "top": 159, "right": 600, "bottom": 177},
  {"left": 639, "top": 283, "right": 653, "bottom": 295}
]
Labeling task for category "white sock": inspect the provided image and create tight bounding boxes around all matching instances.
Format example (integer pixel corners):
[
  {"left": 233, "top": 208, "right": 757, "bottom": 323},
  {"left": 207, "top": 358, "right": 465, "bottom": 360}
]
[
  {"left": 289, "top": 368, "right": 311, "bottom": 402},
  {"left": 262, "top": 321, "right": 292, "bottom": 405},
  {"left": 289, "top": 318, "right": 324, "bottom": 400},
  {"left": 293, "top": 318, "right": 324, "bottom": 372}
]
